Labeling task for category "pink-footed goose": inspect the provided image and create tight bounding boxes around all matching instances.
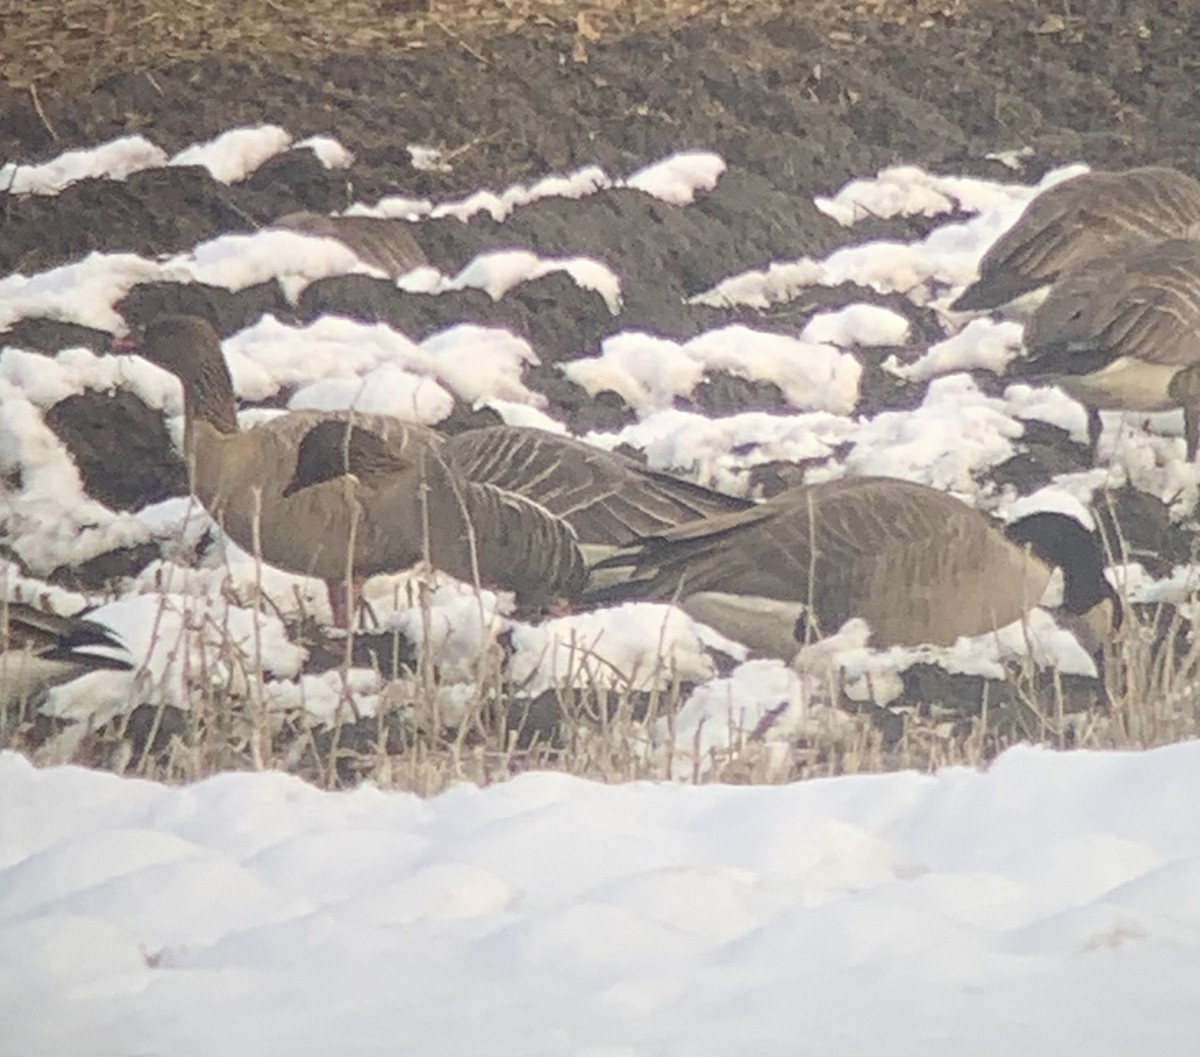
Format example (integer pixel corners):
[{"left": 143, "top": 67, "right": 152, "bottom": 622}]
[
  {"left": 128, "top": 315, "right": 756, "bottom": 622},
  {"left": 124, "top": 315, "right": 447, "bottom": 625}
]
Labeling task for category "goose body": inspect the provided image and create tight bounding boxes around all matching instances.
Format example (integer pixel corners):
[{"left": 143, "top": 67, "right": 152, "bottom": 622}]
[
  {"left": 284, "top": 421, "right": 588, "bottom": 606},
  {"left": 1, "top": 603, "right": 132, "bottom": 708},
  {"left": 188, "top": 409, "right": 442, "bottom": 583},
  {"left": 587, "top": 477, "right": 1116, "bottom": 658},
  {"left": 126, "top": 315, "right": 446, "bottom": 623},
  {"left": 952, "top": 166, "right": 1200, "bottom": 314},
  {"left": 1013, "top": 237, "right": 1200, "bottom": 457},
  {"left": 271, "top": 211, "right": 428, "bottom": 279}
]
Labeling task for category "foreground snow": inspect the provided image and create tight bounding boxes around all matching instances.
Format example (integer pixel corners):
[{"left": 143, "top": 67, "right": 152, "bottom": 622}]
[{"left": 2, "top": 741, "right": 1198, "bottom": 1056}]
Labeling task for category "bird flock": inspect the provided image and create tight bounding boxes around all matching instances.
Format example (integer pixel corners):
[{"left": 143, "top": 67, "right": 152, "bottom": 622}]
[{"left": 7, "top": 163, "right": 1200, "bottom": 711}]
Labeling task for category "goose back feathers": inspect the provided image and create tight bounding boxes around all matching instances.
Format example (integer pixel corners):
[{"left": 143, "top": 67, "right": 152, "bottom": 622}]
[
  {"left": 952, "top": 166, "right": 1200, "bottom": 313},
  {"left": 587, "top": 477, "right": 1116, "bottom": 657}
]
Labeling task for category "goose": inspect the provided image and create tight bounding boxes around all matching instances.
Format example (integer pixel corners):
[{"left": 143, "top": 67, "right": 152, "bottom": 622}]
[
  {"left": 1009, "top": 237, "right": 1200, "bottom": 459},
  {"left": 281, "top": 420, "right": 588, "bottom": 609},
  {"left": 123, "top": 316, "right": 749, "bottom": 624},
  {"left": 120, "top": 314, "right": 446, "bottom": 625},
  {"left": 441, "top": 425, "right": 754, "bottom": 566},
  {"left": 271, "top": 211, "right": 428, "bottom": 279},
  {"left": 585, "top": 476, "right": 1118, "bottom": 660},
  {"left": 1, "top": 602, "right": 133, "bottom": 709},
  {"left": 951, "top": 166, "right": 1200, "bottom": 315}
]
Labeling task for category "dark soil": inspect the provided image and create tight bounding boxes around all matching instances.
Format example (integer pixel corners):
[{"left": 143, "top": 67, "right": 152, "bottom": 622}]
[{"left": 4, "top": 0, "right": 1200, "bottom": 732}]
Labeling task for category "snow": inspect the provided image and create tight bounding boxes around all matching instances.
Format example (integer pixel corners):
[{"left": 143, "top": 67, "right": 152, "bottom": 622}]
[
  {"left": 0, "top": 135, "right": 168, "bottom": 195},
  {"left": 358, "top": 150, "right": 726, "bottom": 223},
  {"left": 591, "top": 408, "right": 858, "bottom": 494},
  {"left": 293, "top": 135, "right": 355, "bottom": 169},
  {"left": 0, "top": 252, "right": 162, "bottom": 332},
  {"left": 508, "top": 602, "right": 746, "bottom": 694},
  {"left": 814, "top": 161, "right": 1088, "bottom": 225},
  {"left": 696, "top": 163, "right": 1091, "bottom": 314},
  {"left": 625, "top": 149, "right": 727, "bottom": 203},
  {"left": 169, "top": 124, "right": 294, "bottom": 183},
  {"left": 160, "top": 229, "right": 386, "bottom": 298},
  {"left": 800, "top": 302, "right": 911, "bottom": 346},
  {"left": 564, "top": 327, "right": 862, "bottom": 416},
  {"left": 434, "top": 248, "right": 624, "bottom": 312},
  {"left": 1, "top": 740, "right": 1197, "bottom": 1056},
  {"left": 886, "top": 317, "right": 1024, "bottom": 382},
  {"left": 813, "top": 373, "right": 1023, "bottom": 490}
]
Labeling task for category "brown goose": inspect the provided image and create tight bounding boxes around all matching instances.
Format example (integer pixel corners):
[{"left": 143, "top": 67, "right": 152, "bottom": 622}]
[
  {"left": 441, "top": 425, "right": 753, "bottom": 565},
  {"left": 952, "top": 166, "right": 1200, "bottom": 314},
  {"left": 282, "top": 420, "right": 588, "bottom": 609},
  {"left": 271, "top": 211, "right": 428, "bottom": 279},
  {"left": 1, "top": 602, "right": 132, "bottom": 708},
  {"left": 121, "top": 314, "right": 445, "bottom": 625},
  {"left": 1010, "top": 237, "right": 1200, "bottom": 459},
  {"left": 586, "top": 477, "right": 1117, "bottom": 658}
]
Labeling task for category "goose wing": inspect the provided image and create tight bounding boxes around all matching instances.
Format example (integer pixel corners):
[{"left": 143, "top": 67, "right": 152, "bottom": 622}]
[
  {"left": 443, "top": 426, "right": 752, "bottom": 549},
  {"left": 430, "top": 471, "right": 590, "bottom": 604},
  {"left": 2, "top": 602, "right": 127, "bottom": 658},
  {"left": 588, "top": 478, "right": 976, "bottom": 624},
  {"left": 1021, "top": 238, "right": 1200, "bottom": 375},
  {"left": 349, "top": 446, "right": 589, "bottom": 603}
]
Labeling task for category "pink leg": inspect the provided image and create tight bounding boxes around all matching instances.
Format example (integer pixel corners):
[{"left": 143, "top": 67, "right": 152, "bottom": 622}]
[{"left": 327, "top": 581, "right": 361, "bottom": 629}]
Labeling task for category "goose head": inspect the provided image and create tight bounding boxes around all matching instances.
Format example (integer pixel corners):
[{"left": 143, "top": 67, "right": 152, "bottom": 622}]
[
  {"left": 282, "top": 420, "right": 413, "bottom": 498},
  {"left": 126, "top": 315, "right": 238, "bottom": 433},
  {"left": 1003, "top": 510, "right": 1122, "bottom": 660}
]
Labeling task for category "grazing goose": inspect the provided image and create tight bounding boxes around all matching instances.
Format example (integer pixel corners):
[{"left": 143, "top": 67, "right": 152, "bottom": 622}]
[
  {"left": 1011, "top": 237, "right": 1200, "bottom": 459},
  {"left": 441, "top": 425, "right": 753, "bottom": 565},
  {"left": 122, "top": 314, "right": 445, "bottom": 625},
  {"left": 1, "top": 603, "right": 133, "bottom": 708},
  {"left": 271, "top": 211, "right": 428, "bottom": 279},
  {"left": 282, "top": 420, "right": 588, "bottom": 608},
  {"left": 951, "top": 166, "right": 1200, "bottom": 315},
  {"left": 586, "top": 477, "right": 1117, "bottom": 659}
]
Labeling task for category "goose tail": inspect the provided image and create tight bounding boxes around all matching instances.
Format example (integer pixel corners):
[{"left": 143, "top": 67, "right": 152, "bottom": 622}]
[{"left": 42, "top": 616, "right": 134, "bottom": 672}]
